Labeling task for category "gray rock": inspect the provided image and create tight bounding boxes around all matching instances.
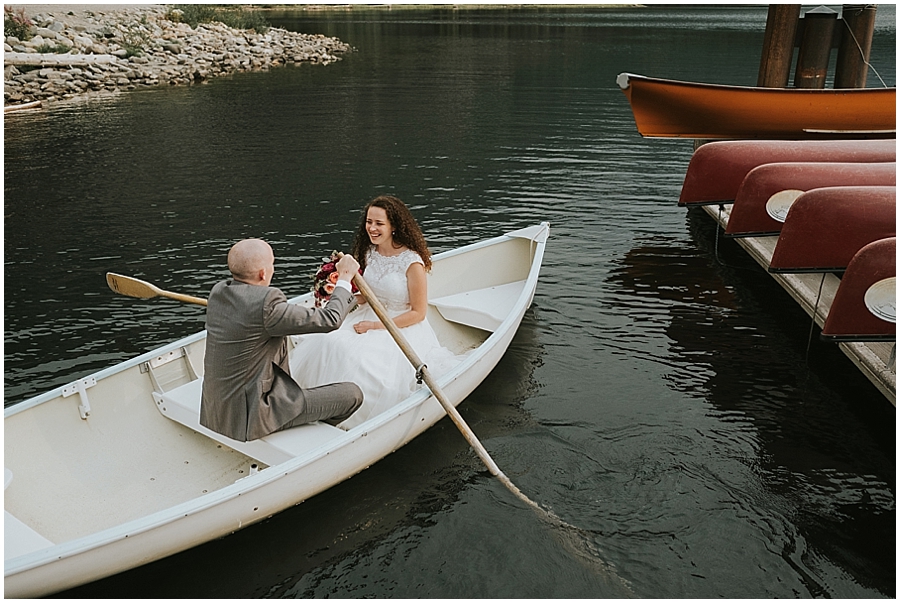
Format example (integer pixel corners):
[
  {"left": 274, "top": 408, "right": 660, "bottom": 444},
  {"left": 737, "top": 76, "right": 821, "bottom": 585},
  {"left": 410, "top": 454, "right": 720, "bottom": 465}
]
[{"left": 5, "top": 5, "right": 351, "bottom": 107}]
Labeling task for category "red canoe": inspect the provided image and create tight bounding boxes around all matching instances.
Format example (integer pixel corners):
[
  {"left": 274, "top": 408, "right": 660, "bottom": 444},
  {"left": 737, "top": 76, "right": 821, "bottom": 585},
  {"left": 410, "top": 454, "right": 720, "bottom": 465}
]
[
  {"left": 821, "top": 238, "right": 896, "bottom": 342},
  {"left": 616, "top": 73, "right": 896, "bottom": 140},
  {"left": 679, "top": 139, "right": 896, "bottom": 207},
  {"left": 725, "top": 162, "right": 897, "bottom": 238},
  {"left": 768, "top": 186, "right": 896, "bottom": 273}
]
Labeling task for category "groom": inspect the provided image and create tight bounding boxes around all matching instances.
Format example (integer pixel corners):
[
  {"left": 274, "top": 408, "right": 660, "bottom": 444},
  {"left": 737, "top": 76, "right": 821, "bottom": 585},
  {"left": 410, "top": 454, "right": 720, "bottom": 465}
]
[{"left": 200, "top": 238, "right": 363, "bottom": 442}]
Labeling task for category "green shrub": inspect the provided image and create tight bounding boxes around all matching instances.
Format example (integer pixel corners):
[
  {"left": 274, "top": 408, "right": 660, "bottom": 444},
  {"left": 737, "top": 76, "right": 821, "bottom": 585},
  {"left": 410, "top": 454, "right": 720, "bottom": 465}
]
[
  {"left": 215, "top": 8, "right": 269, "bottom": 33},
  {"left": 34, "top": 43, "right": 70, "bottom": 54},
  {"left": 167, "top": 5, "right": 269, "bottom": 33},
  {"left": 122, "top": 26, "right": 150, "bottom": 57},
  {"left": 4, "top": 6, "right": 33, "bottom": 40}
]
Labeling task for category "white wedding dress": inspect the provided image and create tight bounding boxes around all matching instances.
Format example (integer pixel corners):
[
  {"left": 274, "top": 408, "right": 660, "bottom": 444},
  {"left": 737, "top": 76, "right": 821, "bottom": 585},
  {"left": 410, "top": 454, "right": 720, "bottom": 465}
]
[{"left": 290, "top": 248, "right": 463, "bottom": 430}]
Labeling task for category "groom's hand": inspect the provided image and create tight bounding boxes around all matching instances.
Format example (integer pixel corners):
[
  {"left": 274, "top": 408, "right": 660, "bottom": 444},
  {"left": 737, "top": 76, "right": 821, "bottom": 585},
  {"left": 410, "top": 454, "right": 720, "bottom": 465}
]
[{"left": 336, "top": 254, "right": 360, "bottom": 283}]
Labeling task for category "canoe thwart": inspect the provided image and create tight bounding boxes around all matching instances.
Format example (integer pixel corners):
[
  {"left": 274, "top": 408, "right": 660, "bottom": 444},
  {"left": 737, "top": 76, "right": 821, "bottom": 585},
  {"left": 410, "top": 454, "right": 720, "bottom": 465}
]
[
  {"left": 154, "top": 378, "right": 344, "bottom": 467},
  {"left": 430, "top": 280, "right": 526, "bottom": 332}
]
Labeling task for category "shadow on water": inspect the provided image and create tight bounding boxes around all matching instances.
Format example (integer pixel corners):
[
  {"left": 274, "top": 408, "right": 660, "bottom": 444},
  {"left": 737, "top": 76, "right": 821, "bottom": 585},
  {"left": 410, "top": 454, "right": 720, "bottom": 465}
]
[{"left": 605, "top": 208, "right": 895, "bottom": 596}]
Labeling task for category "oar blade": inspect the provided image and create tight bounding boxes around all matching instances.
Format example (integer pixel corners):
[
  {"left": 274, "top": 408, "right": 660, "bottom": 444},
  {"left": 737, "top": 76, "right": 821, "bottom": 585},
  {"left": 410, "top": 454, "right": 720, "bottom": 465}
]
[{"left": 106, "top": 272, "right": 160, "bottom": 300}]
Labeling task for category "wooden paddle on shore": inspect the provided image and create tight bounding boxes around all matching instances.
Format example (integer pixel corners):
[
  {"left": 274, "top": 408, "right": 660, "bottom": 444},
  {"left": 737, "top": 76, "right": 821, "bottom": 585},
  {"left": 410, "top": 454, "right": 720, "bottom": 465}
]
[{"left": 106, "top": 272, "right": 208, "bottom": 306}]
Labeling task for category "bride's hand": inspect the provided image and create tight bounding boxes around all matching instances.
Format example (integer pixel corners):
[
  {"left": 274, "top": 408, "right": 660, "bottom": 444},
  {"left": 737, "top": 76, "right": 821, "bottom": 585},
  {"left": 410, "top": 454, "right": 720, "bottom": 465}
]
[{"left": 353, "top": 320, "right": 381, "bottom": 334}]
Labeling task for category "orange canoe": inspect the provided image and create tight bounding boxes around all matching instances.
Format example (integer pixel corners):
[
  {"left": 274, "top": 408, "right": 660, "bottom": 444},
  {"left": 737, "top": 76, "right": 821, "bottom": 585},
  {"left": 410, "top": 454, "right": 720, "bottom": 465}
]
[{"left": 617, "top": 73, "right": 896, "bottom": 140}]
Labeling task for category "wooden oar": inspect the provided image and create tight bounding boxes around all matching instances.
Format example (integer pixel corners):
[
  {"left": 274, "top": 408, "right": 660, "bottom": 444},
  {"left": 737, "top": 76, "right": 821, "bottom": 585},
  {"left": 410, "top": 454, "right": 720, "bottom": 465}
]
[
  {"left": 349, "top": 265, "right": 634, "bottom": 595},
  {"left": 106, "top": 272, "right": 208, "bottom": 306}
]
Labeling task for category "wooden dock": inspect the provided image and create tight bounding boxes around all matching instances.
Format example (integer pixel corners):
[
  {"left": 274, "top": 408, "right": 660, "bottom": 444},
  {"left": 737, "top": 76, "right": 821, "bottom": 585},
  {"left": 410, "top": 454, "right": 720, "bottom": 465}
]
[{"left": 702, "top": 203, "right": 896, "bottom": 405}]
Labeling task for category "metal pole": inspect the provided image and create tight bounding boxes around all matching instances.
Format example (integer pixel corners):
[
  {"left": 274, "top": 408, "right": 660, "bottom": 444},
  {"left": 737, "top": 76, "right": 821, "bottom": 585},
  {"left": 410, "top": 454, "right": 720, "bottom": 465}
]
[
  {"left": 757, "top": 4, "right": 801, "bottom": 87},
  {"left": 835, "top": 4, "right": 877, "bottom": 88},
  {"left": 794, "top": 6, "right": 839, "bottom": 89}
]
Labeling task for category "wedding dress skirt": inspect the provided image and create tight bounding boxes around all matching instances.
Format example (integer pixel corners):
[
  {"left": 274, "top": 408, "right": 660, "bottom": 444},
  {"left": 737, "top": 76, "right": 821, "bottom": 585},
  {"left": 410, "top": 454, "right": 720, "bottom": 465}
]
[{"left": 289, "top": 249, "right": 464, "bottom": 430}]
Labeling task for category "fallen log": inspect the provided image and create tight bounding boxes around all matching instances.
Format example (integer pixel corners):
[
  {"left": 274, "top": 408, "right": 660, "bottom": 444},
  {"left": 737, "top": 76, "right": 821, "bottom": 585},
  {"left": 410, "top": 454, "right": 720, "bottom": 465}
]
[
  {"left": 4, "top": 100, "right": 42, "bottom": 113},
  {"left": 5, "top": 52, "right": 122, "bottom": 66}
]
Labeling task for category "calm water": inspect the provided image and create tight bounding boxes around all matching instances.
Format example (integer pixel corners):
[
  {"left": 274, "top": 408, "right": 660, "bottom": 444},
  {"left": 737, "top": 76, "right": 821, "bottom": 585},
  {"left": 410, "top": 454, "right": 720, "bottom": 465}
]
[{"left": 5, "top": 6, "right": 895, "bottom": 598}]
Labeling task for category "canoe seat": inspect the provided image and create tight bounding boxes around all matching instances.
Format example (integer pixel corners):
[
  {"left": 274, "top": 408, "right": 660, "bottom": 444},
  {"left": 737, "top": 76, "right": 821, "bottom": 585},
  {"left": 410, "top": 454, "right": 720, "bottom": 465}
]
[
  {"left": 4, "top": 468, "right": 55, "bottom": 556},
  {"left": 152, "top": 378, "right": 344, "bottom": 467},
  {"left": 5, "top": 511, "right": 55, "bottom": 557},
  {"left": 430, "top": 280, "right": 526, "bottom": 332}
]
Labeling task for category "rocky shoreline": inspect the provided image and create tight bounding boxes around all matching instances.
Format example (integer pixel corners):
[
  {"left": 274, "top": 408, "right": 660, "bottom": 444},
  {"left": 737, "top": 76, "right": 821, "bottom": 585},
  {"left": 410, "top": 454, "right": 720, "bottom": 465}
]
[{"left": 3, "top": 5, "right": 351, "bottom": 107}]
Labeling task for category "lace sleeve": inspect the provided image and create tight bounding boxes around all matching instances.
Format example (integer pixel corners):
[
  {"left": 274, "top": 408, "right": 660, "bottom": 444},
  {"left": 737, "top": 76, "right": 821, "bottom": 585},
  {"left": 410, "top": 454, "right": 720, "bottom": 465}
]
[{"left": 404, "top": 250, "right": 424, "bottom": 272}]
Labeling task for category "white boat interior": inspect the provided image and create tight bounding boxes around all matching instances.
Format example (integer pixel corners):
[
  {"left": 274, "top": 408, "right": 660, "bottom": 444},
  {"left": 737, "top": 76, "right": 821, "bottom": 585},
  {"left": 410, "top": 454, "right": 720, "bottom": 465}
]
[{"left": 4, "top": 224, "right": 548, "bottom": 597}]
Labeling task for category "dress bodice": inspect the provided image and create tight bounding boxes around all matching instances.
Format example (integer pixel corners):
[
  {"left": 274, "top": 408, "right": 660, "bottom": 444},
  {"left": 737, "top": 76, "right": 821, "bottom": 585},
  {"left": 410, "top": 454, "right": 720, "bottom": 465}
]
[{"left": 364, "top": 249, "right": 423, "bottom": 313}]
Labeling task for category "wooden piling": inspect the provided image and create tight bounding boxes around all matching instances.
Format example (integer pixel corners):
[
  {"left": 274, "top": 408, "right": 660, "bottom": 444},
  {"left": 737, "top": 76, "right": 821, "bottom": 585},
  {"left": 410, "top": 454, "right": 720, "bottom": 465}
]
[
  {"left": 757, "top": 4, "right": 801, "bottom": 87},
  {"left": 835, "top": 4, "right": 878, "bottom": 88},
  {"left": 794, "top": 6, "right": 838, "bottom": 89}
]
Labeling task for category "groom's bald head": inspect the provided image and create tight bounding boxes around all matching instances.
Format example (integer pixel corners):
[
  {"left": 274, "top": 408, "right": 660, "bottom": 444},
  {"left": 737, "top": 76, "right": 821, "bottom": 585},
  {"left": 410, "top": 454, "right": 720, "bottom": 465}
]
[{"left": 228, "top": 239, "right": 275, "bottom": 285}]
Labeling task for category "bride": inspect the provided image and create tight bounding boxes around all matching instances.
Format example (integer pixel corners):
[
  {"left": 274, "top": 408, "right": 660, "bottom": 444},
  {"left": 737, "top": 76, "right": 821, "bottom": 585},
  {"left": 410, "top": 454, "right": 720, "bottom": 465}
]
[{"left": 290, "top": 195, "right": 463, "bottom": 430}]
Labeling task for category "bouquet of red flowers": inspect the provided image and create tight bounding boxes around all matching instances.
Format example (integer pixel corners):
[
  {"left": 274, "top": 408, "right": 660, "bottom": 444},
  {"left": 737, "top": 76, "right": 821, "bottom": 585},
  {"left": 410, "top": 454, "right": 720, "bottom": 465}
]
[{"left": 312, "top": 251, "right": 359, "bottom": 307}]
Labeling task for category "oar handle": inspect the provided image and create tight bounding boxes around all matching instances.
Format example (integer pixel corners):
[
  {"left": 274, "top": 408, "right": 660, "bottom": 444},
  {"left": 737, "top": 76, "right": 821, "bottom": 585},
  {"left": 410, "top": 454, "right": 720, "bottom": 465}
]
[{"left": 158, "top": 290, "right": 208, "bottom": 306}]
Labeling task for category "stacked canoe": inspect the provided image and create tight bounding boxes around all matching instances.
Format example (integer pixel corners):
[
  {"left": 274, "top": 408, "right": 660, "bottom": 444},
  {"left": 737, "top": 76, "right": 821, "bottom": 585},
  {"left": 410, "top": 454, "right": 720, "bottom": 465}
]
[{"left": 679, "top": 139, "right": 896, "bottom": 402}]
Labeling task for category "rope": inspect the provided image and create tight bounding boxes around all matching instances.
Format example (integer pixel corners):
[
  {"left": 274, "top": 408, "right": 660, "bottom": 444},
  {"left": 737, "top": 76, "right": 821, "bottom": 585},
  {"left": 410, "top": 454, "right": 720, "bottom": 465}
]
[
  {"left": 805, "top": 273, "right": 827, "bottom": 359},
  {"left": 841, "top": 17, "right": 887, "bottom": 88}
]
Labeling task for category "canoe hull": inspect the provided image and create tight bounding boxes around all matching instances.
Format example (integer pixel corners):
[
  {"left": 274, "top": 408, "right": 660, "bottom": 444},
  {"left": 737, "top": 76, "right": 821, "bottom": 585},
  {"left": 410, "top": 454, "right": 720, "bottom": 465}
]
[
  {"left": 822, "top": 238, "right": 896, "bottom": 342},
  {"left": 4, "top": 224, "right": 549, "bottom": 598},
  {"left": 6, "top": 347, "right": 504, "bottom": 597},
  {"left": 617, "top": 72, "right": 897, "bottom": 140},
  {"left": 768, "top": 187, "right": 896, "bottom": 273},
  {"left": 725, "top": 162, "right": 897, "bottom": 238},
  {"left": 678, "top": 139, "right": 896, "bottom": 207}
]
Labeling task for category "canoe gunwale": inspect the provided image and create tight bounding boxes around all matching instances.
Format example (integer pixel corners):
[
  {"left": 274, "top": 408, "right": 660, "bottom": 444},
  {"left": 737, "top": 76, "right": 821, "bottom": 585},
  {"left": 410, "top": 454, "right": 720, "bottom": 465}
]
[
  {"left": 618, "top": 72, "right": 898, "bottom": 95},
  {"left": 820, "top": 333, "right": 896, "bottom": 343},
  {"left": 723, "top": 231, "right": 780, "bottom": 239},
  {"left": 4, "top": 223, "right": 549, "bottom": 595}
]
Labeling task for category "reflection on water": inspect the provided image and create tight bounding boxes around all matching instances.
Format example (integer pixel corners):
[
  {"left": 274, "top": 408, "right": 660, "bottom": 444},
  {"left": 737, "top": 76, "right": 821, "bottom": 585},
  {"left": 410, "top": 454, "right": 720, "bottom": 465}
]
[{"left": 6, "top": 5, "right": 895, "bottom": 599}]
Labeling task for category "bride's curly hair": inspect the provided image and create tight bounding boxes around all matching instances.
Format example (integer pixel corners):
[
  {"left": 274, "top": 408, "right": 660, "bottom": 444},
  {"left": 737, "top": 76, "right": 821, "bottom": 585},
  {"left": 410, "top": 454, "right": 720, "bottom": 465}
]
[{"left": 351, "top": 195, "right": 432, "bottom": 273}]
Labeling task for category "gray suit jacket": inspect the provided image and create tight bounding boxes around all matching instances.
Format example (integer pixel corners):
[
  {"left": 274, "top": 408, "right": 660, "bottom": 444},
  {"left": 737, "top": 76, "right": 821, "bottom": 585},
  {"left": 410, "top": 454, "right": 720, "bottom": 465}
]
[{"left": 199, "top": 279, "right": 355, "bottom": 441}]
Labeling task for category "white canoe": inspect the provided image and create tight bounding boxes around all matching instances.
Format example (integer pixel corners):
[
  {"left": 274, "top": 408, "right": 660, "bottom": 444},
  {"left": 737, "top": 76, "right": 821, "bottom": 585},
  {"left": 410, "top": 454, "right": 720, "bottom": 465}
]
[{"left": 4, "top": 223, "right": 549, "bottom": 597}]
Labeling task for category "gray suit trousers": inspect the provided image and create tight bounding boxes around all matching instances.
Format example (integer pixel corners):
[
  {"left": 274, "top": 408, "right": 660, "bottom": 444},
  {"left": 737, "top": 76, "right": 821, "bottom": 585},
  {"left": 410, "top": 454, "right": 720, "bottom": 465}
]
[{"left": 280, "top": 381, "right": 363, "bottom": 429}]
